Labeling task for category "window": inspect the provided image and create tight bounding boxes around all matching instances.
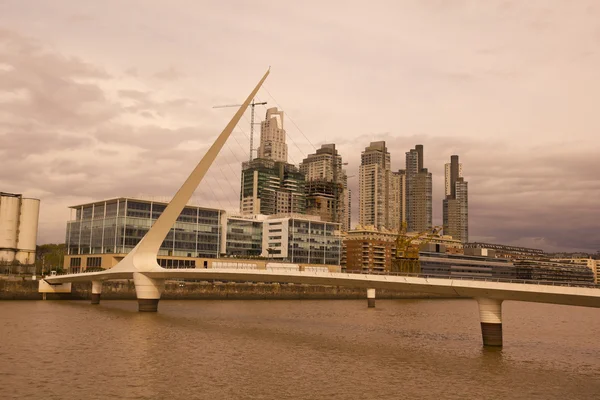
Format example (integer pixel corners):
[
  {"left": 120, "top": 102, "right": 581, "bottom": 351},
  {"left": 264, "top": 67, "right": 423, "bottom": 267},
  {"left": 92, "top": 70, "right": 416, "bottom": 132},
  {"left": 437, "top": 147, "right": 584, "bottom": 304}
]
[
  {"left": 87, "top": 257, "right": 102, "bottom": 268},
  {"left": 70, "top": 258, "right": 81, "bottom": 267}
]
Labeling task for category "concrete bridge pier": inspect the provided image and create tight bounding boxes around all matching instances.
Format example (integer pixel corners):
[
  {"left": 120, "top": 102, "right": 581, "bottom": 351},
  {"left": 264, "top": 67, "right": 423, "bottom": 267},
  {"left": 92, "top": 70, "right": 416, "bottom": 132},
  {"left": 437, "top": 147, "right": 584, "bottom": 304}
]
[
  {"left": 367, "top": 288, "right": 376, "bottom": 308},
  {"left": 477, "top": 298, "right": 503, "bottom": 347},
  {"left": 91, "top": 281, "right": 102, "bottom": 304},
  {"left": 133, "top": 272, "right": 165, "bottom": 312}
]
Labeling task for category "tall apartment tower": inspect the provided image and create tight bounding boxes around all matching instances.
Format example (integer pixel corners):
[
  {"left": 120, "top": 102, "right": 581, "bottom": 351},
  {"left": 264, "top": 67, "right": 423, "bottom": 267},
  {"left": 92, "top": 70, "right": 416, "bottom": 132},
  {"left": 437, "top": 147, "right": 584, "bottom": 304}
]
[
  {"left": 405, "top": 145, "right": 432, "bottom": 232},
  {"left": 358, "top": 141, "right": 403, "bottom": 231},
  {"left": 443, "top": 155, "right": 468, "bottom": 243},
  {"left": 257, "top": 107, "right": 288, "bottom": 162},
  {"left": 299, "top": 144, "right": 349, "bottom": 231},
  {"left": 389, "top": 170, "right": 406, "bottom": 230}
]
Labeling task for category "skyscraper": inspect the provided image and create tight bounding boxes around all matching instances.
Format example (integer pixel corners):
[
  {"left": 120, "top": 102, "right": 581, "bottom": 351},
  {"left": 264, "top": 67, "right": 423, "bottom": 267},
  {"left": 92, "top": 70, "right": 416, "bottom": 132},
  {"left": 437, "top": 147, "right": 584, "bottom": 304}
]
[
  {"left": 299, "top": 144, "right": 349, "bottom": 231},
  {"left": 257, "top": 107, "right": 288, "bottom": 162},
  {"left": 405, "top": 145, "right": 432, "bottom": 232},
  {"left": 358, "top": 141, "right": 403, "bottom": 231},
  {"left": 443, "top": 155, "right": 468, "bottom": 243}
]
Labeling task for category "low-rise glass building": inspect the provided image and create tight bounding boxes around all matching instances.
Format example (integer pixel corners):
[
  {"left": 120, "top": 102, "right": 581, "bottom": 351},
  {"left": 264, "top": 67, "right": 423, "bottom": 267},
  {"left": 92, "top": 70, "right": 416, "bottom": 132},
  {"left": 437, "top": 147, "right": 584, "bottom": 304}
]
[
  {"left": 66, "top": 198, "right": 224, "bottom": 258},
  {"left": 224, "top": 216, "right": 263, "bottom": 258},
  {"left": 64, "top": 199, "right": 342, "bottom": 272},
  {"left": 262, "top": 215, "right": 341, "bottom": 265}
]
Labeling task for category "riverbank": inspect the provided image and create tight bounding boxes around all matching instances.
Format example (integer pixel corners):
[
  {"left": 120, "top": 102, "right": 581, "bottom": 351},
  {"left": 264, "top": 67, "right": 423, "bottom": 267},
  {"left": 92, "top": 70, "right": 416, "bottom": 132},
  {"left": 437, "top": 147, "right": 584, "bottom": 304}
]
[{"left": 0, "top": 278, "right": 455, "bottom": 301}]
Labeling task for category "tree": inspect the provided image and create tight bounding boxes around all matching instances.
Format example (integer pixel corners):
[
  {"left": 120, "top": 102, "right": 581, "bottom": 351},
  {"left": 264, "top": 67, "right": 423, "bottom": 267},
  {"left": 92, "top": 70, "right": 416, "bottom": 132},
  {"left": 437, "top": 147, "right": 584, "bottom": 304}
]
[{"left": 36, "top": 244, "right": 66, "bottom": 274}]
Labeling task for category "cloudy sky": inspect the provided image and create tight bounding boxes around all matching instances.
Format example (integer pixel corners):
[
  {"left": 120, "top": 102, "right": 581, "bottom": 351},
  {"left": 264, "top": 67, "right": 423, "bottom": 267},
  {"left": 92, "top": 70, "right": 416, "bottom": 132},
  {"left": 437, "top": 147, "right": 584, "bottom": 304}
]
[{"left": 1, "top": 0, "right": 599, "bottom": 252}]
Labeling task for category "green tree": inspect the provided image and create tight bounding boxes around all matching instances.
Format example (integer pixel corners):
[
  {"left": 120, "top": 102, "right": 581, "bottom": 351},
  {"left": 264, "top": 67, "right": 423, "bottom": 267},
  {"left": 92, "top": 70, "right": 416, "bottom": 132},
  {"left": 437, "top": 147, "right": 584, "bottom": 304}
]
[{"left": 36, "top": 244, "right": 66, "bottom": 274}]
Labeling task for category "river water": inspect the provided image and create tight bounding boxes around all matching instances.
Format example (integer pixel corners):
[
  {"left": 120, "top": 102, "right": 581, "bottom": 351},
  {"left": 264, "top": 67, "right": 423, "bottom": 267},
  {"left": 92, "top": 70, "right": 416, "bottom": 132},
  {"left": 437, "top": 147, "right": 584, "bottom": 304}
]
[{"left": 1, "top": 299, "right": 599, "bottom": 399}]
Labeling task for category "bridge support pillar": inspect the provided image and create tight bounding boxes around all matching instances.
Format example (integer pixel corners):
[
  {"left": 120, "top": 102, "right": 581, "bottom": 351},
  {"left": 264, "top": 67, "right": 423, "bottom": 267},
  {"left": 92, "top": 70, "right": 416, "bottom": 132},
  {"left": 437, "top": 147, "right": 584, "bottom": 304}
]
[
  {"left": 133, "top": 272, "right": 165, "bottom": 312},
  {"left": 477, "top": 298, "right": 503, "bottom": 347},
  {"left": 367, "top": 288, "right": 376, "bottom": 308},
  {"left": 91, "top": 281, "right": 102, "bottom": 304}
]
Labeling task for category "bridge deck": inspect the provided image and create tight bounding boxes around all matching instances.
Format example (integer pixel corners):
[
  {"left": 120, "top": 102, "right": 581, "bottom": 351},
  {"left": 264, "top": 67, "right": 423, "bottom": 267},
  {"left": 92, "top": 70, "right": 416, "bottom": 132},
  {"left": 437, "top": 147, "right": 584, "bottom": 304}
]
[{"left": 42, "top": 268, "right": 600, "bottom": 308}]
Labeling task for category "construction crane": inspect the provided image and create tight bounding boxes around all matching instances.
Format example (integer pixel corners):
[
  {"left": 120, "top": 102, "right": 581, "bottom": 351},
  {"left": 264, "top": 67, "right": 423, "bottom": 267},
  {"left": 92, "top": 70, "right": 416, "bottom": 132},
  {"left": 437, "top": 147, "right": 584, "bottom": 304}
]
[
  {"left": 213, "top": 99, "right": 267, "bottom": 162},
  {"left": 392, "top": 222, "right": 442, "bottom": 274}
]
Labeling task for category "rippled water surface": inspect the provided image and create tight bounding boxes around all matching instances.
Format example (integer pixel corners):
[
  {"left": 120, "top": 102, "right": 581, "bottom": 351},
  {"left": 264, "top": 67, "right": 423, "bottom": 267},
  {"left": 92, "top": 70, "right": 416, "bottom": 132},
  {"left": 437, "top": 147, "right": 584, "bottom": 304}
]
[{"left": 1, "top": 299, "right": 599, "bottom": 399}]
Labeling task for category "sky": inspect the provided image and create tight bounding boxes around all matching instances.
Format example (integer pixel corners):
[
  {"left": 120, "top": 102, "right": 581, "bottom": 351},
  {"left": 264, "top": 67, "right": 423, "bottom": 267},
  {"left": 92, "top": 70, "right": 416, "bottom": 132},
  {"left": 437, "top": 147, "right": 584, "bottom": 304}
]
[{"left": 0, "top": 0, "right": 599, "bottom": 253}]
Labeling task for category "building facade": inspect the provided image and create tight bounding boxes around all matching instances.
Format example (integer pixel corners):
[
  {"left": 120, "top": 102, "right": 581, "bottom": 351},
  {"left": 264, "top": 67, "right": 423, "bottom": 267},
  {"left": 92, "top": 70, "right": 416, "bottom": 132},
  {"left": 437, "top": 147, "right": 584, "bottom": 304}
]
[
  {"left": 388, "top": 170, "right": 406, "bottom": 232},
  {"left": 66, "top": 198, "right": 224, "bottom": 259},
  {"left": 240, "top": 158, "right": 306, "bottom": 215},
  {"left": 342, "top": 225, "right": 463, "bottom": 272},
  {"left": 445, "top": 160, "right": 463, "bottom": 196},
  {"left": 405, "top": 145, "right": 432, "bottom": 232},
  {"left": 0, "top": 192, "right": 40, "bottom": 265},
  {"left": 224, "top": 216, "right": 264, "bottom": 258},
  {"left": 257, "top": 107, "right": 288, "bottom": 163},
  {"left": 299, "top": 144, "right": 349, "bottom": 231},
  {"left": 262, "top": 215, "right": 341, "bottom": 265},
  {"left": 443, "top": 155, "right": 468, "bottom": 243},
  {"left": 464, "top": 242, "right": 545, "bottom": 260},
  {"left": 64, "top": 198, "right": 341, "bottom": 271},
  {"left": 358, "top": 141, "right": 403, "bottom": 231}
]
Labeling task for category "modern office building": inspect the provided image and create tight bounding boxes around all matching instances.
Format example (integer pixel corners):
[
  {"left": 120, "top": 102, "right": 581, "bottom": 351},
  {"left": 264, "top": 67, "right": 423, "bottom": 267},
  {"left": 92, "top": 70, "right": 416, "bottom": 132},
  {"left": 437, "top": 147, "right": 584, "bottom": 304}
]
[
  {"left": 464, "top": 242, "right": 545, "bottom": 260},
  {"left": 224, "top": 215, "right": 264, "bottom": 258},
  {"left": 63, "top": 198, "right": 341, "bottom": 271},
  {"left": 65, "top": 198, "right": 225, "bottom": 260},
  {"left": 514, "top": 260, "right": 595, "bottom": 284},
  {"left": 443, "top": 155, "right": 468, "bottom": 243},
  {"left": 262, "top": 214, "right": 341, "bottom": 265},
  {"left": 0, "top": 192, "right": 40, "bottom": 265},
  {"left": 299, "top": 144, "right": 349, "bottom": 231},
  {"left": 257, "top": 107, "right": 288, "bottom": 163},
  {"left": 240, "top": 158, "right": 306, "bottom": 215},
  {"left": 358, "top": 141, "right": 403, "bottom": 231},
  {"left": 548, "top": 257, "right": 598, "bottom": 284},
  {"left": 405, "top": 145, "right": 432, "bottom": 232}
]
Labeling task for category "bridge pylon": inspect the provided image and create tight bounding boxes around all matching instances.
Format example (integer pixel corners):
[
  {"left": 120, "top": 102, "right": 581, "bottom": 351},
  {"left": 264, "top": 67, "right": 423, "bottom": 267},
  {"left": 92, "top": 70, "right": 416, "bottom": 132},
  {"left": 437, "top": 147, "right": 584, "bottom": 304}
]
[
  {"left": 367, "top": 288, "right": 376, "bottom": 308},
  {"left": 91, "top": 281, "right": 102, "bottom": 304},
  {"left": 477, "top": 298, "right": 503, "bottom": 347}
]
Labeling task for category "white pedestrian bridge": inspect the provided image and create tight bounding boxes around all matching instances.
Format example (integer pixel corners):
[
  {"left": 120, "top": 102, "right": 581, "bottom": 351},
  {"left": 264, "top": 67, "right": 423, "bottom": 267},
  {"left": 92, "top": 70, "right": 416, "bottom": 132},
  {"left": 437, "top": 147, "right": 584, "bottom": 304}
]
[
  {"left": 40, "top": 267, "right": 600, "bottom": 347},
  {"left": 38, "top": 70, "right": 600, "bottom": 347}
]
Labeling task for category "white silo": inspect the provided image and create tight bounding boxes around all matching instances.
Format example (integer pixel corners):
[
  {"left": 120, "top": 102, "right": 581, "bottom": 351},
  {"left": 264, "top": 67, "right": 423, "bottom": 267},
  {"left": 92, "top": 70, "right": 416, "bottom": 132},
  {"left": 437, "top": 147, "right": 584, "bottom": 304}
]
[
  {"left": 16, "top": 198, "right": 41, "bottom": 264},
  {"left": 0, "top": 193, "right": 21, "bottom": 262}
]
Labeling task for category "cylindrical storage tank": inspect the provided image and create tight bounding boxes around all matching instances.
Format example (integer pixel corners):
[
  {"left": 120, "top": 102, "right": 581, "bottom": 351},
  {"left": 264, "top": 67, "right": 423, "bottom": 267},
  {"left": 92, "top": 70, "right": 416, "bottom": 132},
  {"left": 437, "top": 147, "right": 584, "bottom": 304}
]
[
  {"left": 15, "top": 198, "right": 40, "bottom": 265},
  {"left": 0, "top": 194, "right": 21, "bottom": 262}
]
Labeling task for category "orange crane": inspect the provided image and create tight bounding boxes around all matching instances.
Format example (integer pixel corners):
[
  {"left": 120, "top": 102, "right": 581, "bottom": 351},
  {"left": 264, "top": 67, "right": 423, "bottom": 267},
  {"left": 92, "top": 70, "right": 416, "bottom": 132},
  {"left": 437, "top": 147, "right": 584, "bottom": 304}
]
[{"left": 392, "top": 222, "right": 441, "bottom": 274}]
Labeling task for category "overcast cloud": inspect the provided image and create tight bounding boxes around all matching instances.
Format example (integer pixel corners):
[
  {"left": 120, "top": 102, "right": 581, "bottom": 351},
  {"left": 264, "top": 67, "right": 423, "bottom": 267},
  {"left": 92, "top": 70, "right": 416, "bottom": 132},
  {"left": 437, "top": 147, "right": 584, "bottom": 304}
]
[{"left": 0, "top": 0, "right": 599, "bottom": 252}]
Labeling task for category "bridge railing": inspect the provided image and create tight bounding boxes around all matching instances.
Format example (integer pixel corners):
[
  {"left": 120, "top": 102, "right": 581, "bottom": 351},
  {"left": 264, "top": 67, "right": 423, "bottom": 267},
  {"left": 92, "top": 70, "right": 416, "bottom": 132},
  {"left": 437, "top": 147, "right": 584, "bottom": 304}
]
[
  {"left": 341, "top": 270, "right": 600, "bottom": 289},
  {"left": 47, "top": 267, "right": 600, "bottom": 289}
]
